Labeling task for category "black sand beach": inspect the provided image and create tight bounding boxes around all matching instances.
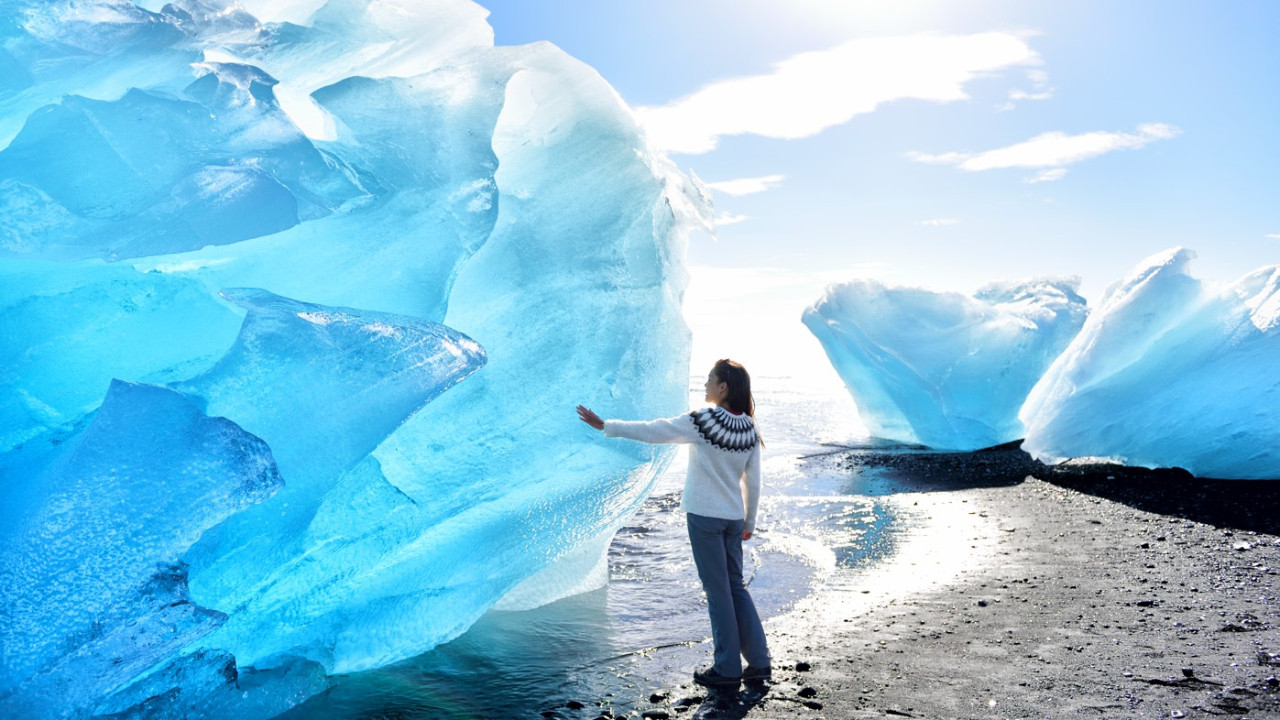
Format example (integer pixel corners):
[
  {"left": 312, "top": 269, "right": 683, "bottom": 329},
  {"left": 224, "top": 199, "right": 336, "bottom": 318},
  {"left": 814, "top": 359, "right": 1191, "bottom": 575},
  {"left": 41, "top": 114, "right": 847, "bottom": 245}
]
[{"left": 614, "top": 447, "right": 1280, "bottom": 720}]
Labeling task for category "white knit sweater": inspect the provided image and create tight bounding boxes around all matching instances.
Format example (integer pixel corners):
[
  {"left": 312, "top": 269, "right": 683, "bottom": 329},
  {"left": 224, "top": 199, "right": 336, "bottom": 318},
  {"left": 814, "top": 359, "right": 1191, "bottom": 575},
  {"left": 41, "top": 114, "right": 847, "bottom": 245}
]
[{"left": 603, "top": 406, "right": 762, "bottom": 533}]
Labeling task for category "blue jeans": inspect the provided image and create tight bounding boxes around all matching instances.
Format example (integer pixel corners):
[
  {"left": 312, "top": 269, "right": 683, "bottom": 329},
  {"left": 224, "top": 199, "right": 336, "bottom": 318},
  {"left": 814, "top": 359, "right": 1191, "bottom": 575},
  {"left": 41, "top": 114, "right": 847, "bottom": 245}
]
[{"left": 686, "top": 513, "right": 770, "bottom": 676}]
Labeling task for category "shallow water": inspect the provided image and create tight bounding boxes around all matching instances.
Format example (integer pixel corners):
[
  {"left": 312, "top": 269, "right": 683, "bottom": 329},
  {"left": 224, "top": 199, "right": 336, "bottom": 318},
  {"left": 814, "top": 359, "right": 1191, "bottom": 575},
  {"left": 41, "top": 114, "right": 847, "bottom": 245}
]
[{"left": 283, "top": 378, "right": 902, "bottom": 719}]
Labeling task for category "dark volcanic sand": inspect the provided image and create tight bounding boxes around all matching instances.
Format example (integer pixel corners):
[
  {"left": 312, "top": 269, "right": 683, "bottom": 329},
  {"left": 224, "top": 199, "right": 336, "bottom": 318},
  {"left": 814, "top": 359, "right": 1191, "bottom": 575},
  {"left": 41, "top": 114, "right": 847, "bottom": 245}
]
[{"left": 614, "top": 447, "right": 1280, "bottom": 720}]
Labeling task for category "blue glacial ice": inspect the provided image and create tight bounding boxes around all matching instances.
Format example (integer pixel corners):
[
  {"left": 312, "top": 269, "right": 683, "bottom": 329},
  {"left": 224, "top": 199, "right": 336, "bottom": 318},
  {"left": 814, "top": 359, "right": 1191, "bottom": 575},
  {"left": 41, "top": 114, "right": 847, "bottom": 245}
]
[
  {"left": 1, "top": 293, "right": 487, "bottom": 719},
  {"left": 0, "top": 0, "right": 709, "bottom": 716},
  {"left": 803, "top": 278, "right": 1087, "bottom": 450},
  {"left": 0, "top": 259, "right": 243, "bottom": 451},
  {"left": 1021, "top": 248, "right": 1280, "bottom": 479},
  {"left": 0, "top": 380, "right": 280, "bottom": 716}
]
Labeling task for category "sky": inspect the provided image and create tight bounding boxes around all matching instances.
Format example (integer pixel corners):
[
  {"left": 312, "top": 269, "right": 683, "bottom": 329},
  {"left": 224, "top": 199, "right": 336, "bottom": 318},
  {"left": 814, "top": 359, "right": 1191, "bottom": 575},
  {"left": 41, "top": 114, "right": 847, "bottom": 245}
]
[{"left": 478, "top": 0, "right": 1279, "bottom": 385}]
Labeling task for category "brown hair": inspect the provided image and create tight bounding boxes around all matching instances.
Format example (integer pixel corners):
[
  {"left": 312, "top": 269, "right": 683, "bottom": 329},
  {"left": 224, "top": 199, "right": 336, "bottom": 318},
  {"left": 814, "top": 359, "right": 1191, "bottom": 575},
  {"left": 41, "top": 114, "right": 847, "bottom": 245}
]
[{"left": 712, "top": 358, "right": 755, "bottom": 418}]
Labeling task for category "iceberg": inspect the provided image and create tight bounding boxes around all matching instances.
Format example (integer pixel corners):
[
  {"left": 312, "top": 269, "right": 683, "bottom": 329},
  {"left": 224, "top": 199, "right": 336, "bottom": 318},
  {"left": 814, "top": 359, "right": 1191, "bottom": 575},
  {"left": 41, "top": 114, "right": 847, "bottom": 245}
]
[
  {"left": 1, "top": 0, "right": 708, "bottom": 716},
  {"left": 1021, "top": 248, "right": 1280, "bottom": 479},
  {"left": 803, "top": 278, "right": 1087, "bottom": 450}
]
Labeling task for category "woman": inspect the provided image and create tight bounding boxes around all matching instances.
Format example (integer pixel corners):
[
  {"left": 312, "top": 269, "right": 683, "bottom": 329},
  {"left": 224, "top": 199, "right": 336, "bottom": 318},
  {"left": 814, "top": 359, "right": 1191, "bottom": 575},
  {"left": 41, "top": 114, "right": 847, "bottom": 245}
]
[{"left": 576, "top": 358, "right": 771, "bottom": 689}]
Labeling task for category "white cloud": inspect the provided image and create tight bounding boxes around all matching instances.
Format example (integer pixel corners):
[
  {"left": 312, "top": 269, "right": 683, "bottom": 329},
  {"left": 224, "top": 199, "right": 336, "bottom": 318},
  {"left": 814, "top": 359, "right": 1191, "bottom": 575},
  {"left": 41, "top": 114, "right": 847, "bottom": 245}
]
[
  {"left": 714, "top": 213, "right": 751, "bottom": 227},
  {"left": 1001, "top": 68, "right": 1054, "bottom": 110},
  {"left": 705, "top": 174, "right": 786, "bottom": 196},
  {"left": 1027, "top": 168, "right": 1068, "bottom": 183},
  {"left": 1009, "top": 90, "right": 1054, "bottom": 101},
  {"left": 908, "top": 151, "right": 971, "bottom": 166},
  {"left": 1267, "top": 233, "right": 1280, "bottom": 241},
  {"left": 919, "top": 218, "right": 961, "bottom": 226},
  {"left": 909, "top": 123, "right": 1181, "bottom": 181},
  {"left": 636, "top": 32, "right": 1040, "bottom": 155}
]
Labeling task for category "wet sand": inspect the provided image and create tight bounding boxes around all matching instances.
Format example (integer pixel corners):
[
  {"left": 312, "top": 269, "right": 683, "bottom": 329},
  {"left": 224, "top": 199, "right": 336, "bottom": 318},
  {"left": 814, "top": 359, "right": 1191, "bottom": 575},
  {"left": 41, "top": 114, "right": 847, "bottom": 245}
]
[{"left": 620, "top": 446, "right": 1280, "bottom": 720}]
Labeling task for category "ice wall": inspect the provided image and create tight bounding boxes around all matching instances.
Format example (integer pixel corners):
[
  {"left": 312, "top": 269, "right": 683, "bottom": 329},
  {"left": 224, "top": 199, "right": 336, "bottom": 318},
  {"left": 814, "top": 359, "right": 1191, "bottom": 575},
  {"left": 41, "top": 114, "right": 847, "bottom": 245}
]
[
  {"left": 1021, "top": 248, "right": 1280, "bottom": 479},
  {"left": 0, "top": 0, "right": 709, "bottom": 716},
  {"left": 803, "top": 278, "right": 1087, "bottom": 450}
]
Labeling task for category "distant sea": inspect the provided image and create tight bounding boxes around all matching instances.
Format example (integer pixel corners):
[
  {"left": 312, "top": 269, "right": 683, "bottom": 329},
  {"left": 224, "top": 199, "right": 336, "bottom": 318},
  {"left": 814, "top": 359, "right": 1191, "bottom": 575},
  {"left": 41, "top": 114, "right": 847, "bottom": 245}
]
[{"left": 284, "top": 376, "right": 904, "bottom": 720}]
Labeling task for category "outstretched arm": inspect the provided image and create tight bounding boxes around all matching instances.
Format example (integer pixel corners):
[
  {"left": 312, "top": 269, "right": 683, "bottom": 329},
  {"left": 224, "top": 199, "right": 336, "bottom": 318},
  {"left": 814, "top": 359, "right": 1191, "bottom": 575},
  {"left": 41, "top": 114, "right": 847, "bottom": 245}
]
[
  {"left": 576, "top": 405, "right": 604, "bottom": 430},
  {"left": 582, "top": 410, "right": 698, "bottom": 444}
]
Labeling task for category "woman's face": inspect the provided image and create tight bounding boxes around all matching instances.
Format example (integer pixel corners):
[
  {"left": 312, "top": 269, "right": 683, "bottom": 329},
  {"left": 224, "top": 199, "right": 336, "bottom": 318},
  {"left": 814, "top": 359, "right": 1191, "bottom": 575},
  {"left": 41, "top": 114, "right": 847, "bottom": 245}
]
[{"left": 704, "top": 371, "right": 728, "bottom": 406}]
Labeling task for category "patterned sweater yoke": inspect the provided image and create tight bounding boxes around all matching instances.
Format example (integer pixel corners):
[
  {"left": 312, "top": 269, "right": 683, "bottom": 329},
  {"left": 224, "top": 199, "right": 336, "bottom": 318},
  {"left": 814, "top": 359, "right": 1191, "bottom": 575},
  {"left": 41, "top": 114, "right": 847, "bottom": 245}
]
[{"left": 690, "top": 407, "right": 758, "bottom": 452}]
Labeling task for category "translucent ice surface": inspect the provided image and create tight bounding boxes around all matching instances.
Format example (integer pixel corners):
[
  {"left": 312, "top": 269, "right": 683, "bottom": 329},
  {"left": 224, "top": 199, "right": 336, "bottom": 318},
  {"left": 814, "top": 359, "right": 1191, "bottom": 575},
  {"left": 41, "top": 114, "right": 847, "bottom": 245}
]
[
  {"left": 803, "top": 278, "right": 1087, "bottom": 450},
  {"left": 0, "top": 259, "right": 242, "bottom": 451},
  {"left": 0, "top": 380, "right": 281, "bottom": 716},
  {"left": 0, "top": 0, "right": 708, "bottom": 716},
  {"left": 1021, "top": 248, "right": 1280, "bottom": 479}
]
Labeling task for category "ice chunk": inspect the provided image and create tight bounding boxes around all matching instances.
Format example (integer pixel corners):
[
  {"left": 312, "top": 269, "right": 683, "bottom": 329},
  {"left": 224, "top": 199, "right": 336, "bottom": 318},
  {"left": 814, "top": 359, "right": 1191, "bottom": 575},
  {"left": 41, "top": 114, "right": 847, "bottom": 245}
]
[
  {"left": 185, "top": 44, "right": 702, "bottom": 676},
  {"left": 177, "top": 289, "right": 487, "bottom": 616},
  {"left": 0, "top": 288, "right": 487, "bottom": 714},
  {"left": 130, "top": 56, "right": 512, "bottom": 322},
  {"left": 803, "top": 278, "right": 1087, "bottom": 450},
  {"left": 0, "top": 0, "right": 707, "bottom": 711},
  {"left": 91, "top": 650, "right": 329, "bottom": 720},
  {"left": 0, "top": 66, "right": 365, "bottom": 260},
  {"left": 175, "top": 288, "right": 486, "bottom": 496},
  {"left": 0, "top": 381, "right": 280, "bottom": 715},
  {"left": 0, "top": 259, "right": 242, "bottom": 452},
  {"left": 1021, "top": 248, "right": 1280, "bottom": 479}
]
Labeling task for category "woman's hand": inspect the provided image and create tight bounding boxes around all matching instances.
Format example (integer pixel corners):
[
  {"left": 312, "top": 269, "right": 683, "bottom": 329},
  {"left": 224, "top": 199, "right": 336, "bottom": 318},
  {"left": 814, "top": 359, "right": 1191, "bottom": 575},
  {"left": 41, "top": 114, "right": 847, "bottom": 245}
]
[
  {"left": 576, "top": 405, "right": 604, "bottom": 431},
  {"left": 742, "top": 531, "right": 753, "bottom": 541}
]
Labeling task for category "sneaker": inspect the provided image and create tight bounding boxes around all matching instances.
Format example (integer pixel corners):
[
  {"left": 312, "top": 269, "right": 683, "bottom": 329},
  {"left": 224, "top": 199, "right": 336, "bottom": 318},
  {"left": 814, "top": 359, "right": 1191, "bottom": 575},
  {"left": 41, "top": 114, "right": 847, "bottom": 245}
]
[
  {"left": 743, "top": 665, "right": 772, "bottom": 681},
  {"left": 693, "top": 667, "right": 741, "bottom": 689}
]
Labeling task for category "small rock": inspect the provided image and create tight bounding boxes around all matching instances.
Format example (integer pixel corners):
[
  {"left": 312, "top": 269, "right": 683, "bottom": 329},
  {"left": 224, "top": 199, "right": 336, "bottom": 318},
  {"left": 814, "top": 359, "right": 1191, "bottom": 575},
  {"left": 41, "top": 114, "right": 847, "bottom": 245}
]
[
  {"left": 1233, "top": 541, "right": 1253, "bottom": 551},
  {"left": 648, "top": 693, "right": 666, "bottom": 704},
  {"left": 977, "top": 599, "right": 989, "bottom": 607},
  {"left": 1181, "top": 668, "right": 1195, "bottom": 678},
  {"left": 1257, "top": 651, "right": 1280, "bottom": 666},
  {"left": 798, "top": 687, "right": 818, "bottom": 698},
  {"left": 1123, "top": 672, "right": 1134, "bottom": 677},
  {"left": 795, "top": 661, "right": 812, "bottom": 672},
  {"left": 641, "top": 711, "right": 670, "bottom": 720},
  {"left": 1171, "top": 711, "right": 1185, "bottom": 719}
]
